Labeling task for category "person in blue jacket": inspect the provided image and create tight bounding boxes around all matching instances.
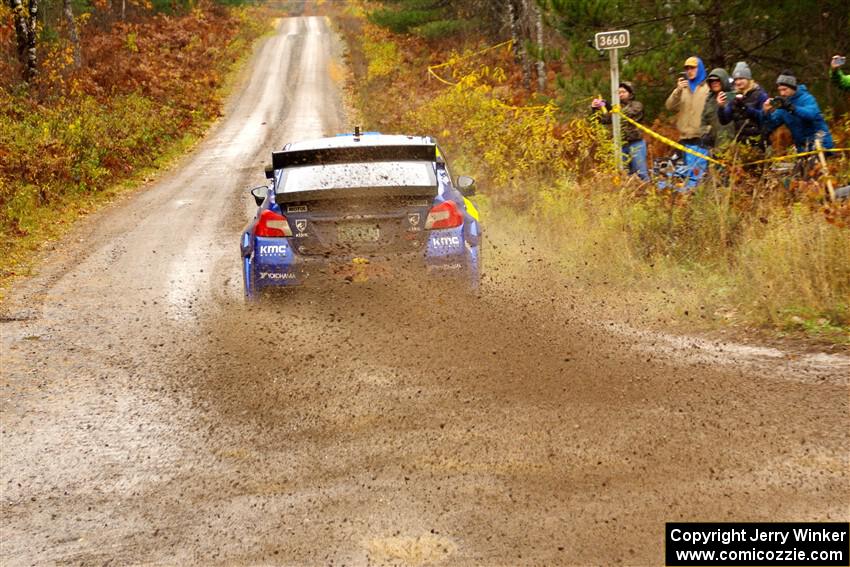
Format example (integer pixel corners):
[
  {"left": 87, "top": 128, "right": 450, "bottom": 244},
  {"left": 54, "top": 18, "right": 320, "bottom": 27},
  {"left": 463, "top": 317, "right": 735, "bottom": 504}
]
[{"left": 762, "top": 70, "right": 835, "bottom": 152}]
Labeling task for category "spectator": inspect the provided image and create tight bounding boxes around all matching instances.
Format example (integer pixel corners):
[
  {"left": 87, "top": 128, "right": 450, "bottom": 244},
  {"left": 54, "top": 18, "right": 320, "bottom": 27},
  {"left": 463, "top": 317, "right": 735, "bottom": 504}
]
[
  {"left": 718, "top": 61, "right": 768, "bottom": 149},
  {"left": 701, "top": 67, "right": 735, "bottom": 149},
  {"left": 830, "top": 55, "right": 850, "bottom": 92},
  {"left": 665, "top": 56, "right": 710, "bottom": 188},
  {"left": 762, "top": 70, "right": 834, "bottom": 152},
  {"left": 591, "top": 81, "right": 649, "bottom": 181}
]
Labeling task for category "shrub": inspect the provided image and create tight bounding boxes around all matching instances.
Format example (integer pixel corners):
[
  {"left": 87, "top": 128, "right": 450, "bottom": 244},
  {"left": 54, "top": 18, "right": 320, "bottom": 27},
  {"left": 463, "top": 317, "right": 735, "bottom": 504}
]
[
  {"left": 368, "top": 8, "right": 440, "bottom": 33},
  {"left": 362, "top": 37, "right": 401, "bottom": 80},
  {"left": 411, "top": 19, "right": 471, "bottom": 40}
]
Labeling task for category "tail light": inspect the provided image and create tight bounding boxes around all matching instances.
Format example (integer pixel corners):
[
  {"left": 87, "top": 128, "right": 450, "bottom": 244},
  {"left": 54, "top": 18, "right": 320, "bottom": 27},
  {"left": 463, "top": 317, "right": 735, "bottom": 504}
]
[
  {"left": 255, "top": 209, "right": 293, "bottom": 237},
  {"left": 424, "top": 200, "right": 463, "bottom": 230}
]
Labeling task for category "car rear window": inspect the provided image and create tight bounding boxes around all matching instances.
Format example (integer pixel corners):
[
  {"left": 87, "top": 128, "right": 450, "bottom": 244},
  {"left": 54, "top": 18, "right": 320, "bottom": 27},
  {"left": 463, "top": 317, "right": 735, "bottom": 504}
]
[{"left": 280, "top": 161, "right": 436, "bottom": 193}]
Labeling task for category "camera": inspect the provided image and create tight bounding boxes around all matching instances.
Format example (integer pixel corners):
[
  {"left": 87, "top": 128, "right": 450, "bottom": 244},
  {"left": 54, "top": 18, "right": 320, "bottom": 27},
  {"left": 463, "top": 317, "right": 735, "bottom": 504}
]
[{"left": 770, "top": 96, "right": 787, "bottom": 109}]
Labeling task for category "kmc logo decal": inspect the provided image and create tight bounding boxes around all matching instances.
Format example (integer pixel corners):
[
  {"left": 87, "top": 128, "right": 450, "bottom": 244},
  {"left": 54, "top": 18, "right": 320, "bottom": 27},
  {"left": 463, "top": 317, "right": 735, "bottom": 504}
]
[{"left": 430, "top": 235, "right": 461, "bottom": 247}]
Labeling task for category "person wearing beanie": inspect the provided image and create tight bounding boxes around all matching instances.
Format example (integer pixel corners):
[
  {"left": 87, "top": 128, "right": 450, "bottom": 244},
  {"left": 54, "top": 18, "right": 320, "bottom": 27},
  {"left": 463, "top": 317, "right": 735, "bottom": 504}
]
[
  {"left": 701, "top": 67, "right": 735, "bottom": 149},
  {"left": 762, "top": 70, "right": 835, "bottom": 152},
  {"left": 718, "top": 61, "right": 768, "bottom": 149},
  {"left": 665, "top": 56, "right": 710, "bottom": 187},
  {"left": 591, "top": 81, "right": 649, "bottom": 180},
  {"left": 830, "top": 55, "right": 850, "bottom": 92}
]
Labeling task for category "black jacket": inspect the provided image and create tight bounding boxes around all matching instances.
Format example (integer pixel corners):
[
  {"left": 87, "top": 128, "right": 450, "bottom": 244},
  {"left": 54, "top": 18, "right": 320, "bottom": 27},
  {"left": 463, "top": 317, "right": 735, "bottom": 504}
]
[{"left": 718, "top": 85, "right": 768, "bottom": 144}]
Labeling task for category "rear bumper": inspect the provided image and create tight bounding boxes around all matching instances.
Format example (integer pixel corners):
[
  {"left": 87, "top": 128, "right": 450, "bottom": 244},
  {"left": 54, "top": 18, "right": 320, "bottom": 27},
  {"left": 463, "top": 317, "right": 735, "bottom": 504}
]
[{"left": 243, "top": 228, "right": 477, "bottom": 293}]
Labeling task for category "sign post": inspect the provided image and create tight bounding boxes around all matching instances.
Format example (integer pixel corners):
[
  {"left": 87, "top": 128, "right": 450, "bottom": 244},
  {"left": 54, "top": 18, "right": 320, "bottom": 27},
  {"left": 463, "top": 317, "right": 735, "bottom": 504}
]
[
  {"left": 594, "top": 30, "right": 630, "bottom": 174},
  {"left": 608, "top": 48, "right": 622, "bottom": 173}
]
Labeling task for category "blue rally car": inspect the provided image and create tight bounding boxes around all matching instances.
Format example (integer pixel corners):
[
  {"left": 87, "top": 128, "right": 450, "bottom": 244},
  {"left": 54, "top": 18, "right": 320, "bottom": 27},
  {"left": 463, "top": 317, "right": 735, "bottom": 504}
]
[{"left": 240, "top": 131, "right": 481, "bottom": 298}]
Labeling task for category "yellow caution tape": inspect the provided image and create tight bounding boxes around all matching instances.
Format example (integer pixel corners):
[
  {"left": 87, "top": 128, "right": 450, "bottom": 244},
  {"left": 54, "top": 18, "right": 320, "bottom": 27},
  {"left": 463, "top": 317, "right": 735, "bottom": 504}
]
[
  {"left": 610, "top": 105, "right": 722, "bottom": 166},
  {"left": 428, "top": 40, "right": 514, "bottom": 71},
  {"left": 738, "top": 148, "right": 850, "bottom": 166},
  {"left": 427, "top": 40, "right": 513, "bottom": 86},
  {"left": 426, "top": 40, "right": 554, "bottom": 113},
  {"left": 427, "top": 66, "right": 458, "bottom": 86},
  {"left": 609, "top": 105, "right": 850, "bottom": 167}
]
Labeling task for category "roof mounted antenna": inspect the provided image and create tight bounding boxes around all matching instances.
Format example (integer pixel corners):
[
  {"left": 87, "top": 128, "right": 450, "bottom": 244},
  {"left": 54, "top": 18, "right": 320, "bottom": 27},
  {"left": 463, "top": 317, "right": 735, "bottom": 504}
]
[{"left": 354, "top": 126, "right": 361, "bottom": 138}]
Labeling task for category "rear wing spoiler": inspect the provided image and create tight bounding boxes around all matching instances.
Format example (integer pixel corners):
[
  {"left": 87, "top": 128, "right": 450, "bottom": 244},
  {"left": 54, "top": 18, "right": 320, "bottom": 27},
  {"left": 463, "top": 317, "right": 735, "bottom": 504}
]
[
  {"left": 274, "top": 185, "right": 436, "bottom": 205},
  {"left": 271, "top": 144, "right": 437, "bottom": 171}
]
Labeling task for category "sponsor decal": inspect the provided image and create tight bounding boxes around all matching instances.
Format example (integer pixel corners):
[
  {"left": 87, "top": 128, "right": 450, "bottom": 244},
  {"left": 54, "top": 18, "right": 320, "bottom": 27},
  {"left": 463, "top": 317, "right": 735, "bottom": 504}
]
[
  {"left": 258, "top": 244, "right": 288, "bottom": 256},
  {"left": 259, "top": 272, "right": 296, "bottom": 280},
  {"left": 295, "top": 219, "right": 307, "bottom": 237},
  {"left": 404, "top": 199, "right": 429, "bottom": 207},
  {"left": 286, "top": 205, "right": 308, "bottom": 213},
  {"left": 430, "top": 235, "right": 461, "bottom": 247},
  {"left": 407, "top": 213, "right": 421, "bottom": 229}
]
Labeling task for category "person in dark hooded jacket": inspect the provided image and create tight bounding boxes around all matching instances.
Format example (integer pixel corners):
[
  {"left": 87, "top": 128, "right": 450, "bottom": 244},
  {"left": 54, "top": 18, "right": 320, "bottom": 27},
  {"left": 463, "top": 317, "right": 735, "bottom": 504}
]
[
  {"left": 718, "top": 61, "right": 768, "bottom": 149},
  {"left": 762, "top": 70, "right": 834, "bottom": 152},
  {"left": 591, "top": 81, "right": 649, "bottom": 180},
  {"left": 701, "top": 67, "right": 735, "bottom": 149}
]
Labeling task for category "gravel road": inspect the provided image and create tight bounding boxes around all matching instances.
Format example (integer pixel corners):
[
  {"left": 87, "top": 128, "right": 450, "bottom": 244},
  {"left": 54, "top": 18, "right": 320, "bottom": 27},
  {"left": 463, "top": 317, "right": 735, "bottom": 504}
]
[{"left": 1, "top": 15, "right": 848, "bottom": 566}]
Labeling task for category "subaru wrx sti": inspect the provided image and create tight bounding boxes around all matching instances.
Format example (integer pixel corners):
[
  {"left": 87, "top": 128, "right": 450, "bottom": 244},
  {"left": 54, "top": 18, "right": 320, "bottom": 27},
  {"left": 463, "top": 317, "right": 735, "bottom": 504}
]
[{"left": 240, "top": 132, "right": 481, "bottom": 298}]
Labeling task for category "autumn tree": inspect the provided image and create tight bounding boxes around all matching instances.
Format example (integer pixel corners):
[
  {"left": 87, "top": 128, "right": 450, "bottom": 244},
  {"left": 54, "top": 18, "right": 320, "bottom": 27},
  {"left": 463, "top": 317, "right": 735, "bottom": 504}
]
[
  {"left": 8, "top": 0, "right": 38, "bottom": 80},
  {"left": 63, "top": 0, "right": 81, "bottom": 68}
]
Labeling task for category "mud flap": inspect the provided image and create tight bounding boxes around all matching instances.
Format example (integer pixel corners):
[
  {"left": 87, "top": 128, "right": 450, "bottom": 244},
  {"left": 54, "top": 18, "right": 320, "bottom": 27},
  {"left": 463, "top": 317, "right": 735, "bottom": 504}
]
[{"left": 243, "top": 256, "right": 255, "bottom": 300}]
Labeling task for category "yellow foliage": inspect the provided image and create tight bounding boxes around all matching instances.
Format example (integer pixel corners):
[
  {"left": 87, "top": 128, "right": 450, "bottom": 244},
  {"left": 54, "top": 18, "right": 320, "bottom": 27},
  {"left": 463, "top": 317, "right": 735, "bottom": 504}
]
[
  {"left": 404, "top": 67, "right": 613, "bottom": 198},
  {"left": 362, "top": 26, "right": 400, "bottom": 80},
  {"left": 126, "top": 32, "right": 139, "bottom": 53}
]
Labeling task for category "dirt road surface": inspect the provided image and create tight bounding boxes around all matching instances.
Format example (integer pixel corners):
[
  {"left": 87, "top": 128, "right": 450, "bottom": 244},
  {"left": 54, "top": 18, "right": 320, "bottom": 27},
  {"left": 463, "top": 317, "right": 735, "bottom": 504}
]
[{"left": 2, "top": 15, "right": 848, "bottom": 566}]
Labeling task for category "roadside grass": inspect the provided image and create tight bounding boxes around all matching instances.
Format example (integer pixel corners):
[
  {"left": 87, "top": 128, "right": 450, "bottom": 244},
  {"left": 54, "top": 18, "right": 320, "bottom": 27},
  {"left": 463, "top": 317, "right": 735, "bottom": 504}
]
[
  {"left": 0, "top": 5, "right": 274, "bottom": 301},
  {"left": 336, "top": 6, "right": 850, "bottom": 344},
  {"left": 525, "top": 180, "right": 850, "bottom": 343}
]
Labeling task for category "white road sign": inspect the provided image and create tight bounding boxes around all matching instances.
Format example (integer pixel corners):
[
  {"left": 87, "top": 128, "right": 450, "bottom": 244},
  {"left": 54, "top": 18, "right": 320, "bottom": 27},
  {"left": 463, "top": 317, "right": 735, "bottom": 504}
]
[{"left": 594, "top": 30, "right": 630, "bottom": 50}]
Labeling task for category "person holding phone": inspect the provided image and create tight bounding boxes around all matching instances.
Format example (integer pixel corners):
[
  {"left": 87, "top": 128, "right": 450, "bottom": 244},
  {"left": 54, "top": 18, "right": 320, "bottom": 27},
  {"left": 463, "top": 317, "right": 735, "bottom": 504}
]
[
  {"left": 717, "top": 61, "right": 768, "bottom": 149},
  {"left": 665, "top": 56, "right": 710, "bottom": 188},
  {"left": 700, "top": 67, "right": 735, "bottom": 150},
  {"left": 830, "top": 55, "right": 849, "bottom": 92},
  {"left": 591, "top": 81, "right": 649, "bottom": 180}
]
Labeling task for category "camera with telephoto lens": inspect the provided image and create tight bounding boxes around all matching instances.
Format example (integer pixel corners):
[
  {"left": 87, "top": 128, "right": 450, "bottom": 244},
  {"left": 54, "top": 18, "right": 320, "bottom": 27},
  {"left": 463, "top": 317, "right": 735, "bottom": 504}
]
[{"left": 770, "top": 96, "right": 788, "bottom": 109}]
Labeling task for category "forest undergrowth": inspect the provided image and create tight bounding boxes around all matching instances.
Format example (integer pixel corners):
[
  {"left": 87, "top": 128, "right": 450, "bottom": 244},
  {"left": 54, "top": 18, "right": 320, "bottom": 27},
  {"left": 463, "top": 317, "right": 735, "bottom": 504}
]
[{"left": 0, "top": 1, "right": 270, "bottom": 295}]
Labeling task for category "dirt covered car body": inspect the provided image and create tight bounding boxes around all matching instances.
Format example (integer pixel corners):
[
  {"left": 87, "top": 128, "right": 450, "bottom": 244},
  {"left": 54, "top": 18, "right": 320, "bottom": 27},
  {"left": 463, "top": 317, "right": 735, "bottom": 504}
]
[{"left": 240, "top": 132, "right": 481, "bottom": 297}]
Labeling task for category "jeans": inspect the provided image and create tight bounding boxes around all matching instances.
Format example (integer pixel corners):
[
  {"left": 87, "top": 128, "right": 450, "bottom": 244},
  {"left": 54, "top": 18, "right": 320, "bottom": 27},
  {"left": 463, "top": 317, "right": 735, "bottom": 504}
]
[
  {"left": 682, "top": 142, "right": 709, "bottom": 189},
  {"left": 623, "top": 140, "right": 649, "bottom": 181}
]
